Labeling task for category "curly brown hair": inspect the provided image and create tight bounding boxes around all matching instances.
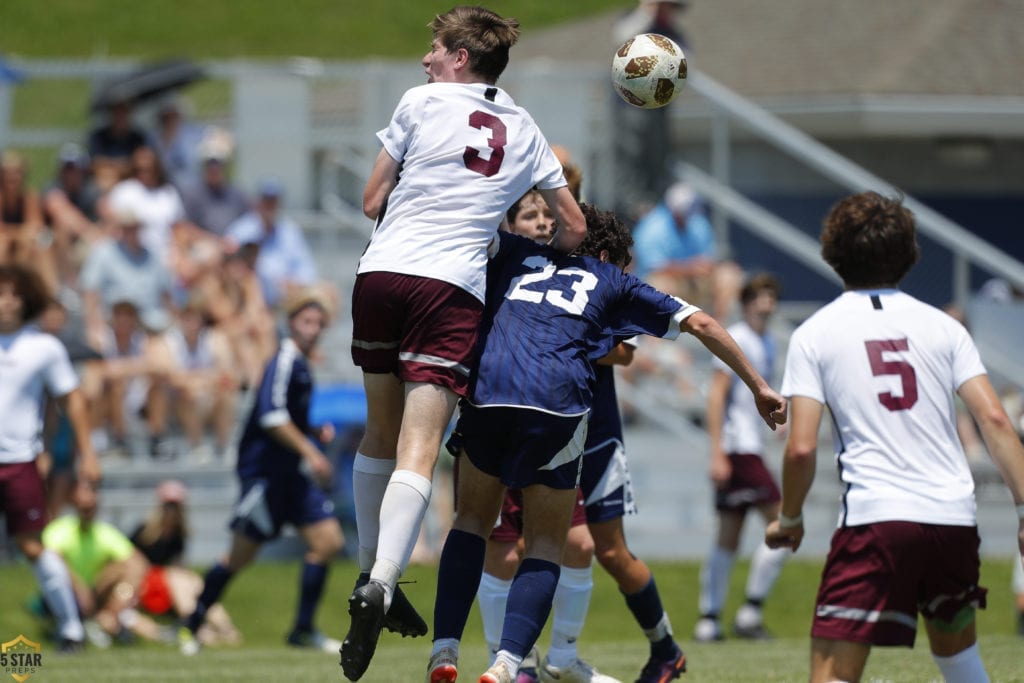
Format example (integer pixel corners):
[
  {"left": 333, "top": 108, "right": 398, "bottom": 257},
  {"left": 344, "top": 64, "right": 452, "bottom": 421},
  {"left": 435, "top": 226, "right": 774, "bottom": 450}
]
[
  {"left": 575, "top": 203, "right": 633, "bottom": 269},
  {"left": 430, "top": 6, "right": 520, "bottom": 83},
  {"left": 820, "top": 191, "right": 919, "bottom": 288},
  {"left": 0, "top": 264, "right": 50, "bottom": 323}
]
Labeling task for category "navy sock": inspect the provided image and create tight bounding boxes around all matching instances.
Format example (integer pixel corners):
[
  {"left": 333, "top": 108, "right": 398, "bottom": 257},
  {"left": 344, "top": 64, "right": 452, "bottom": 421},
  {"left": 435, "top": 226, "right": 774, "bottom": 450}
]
[
  {"left": 433, "top": 529, "right": 486, "bottom": 641},
  {"left": 624, "top": 576, "right": 676, "bottom": 660},
  {"left": 293, "top": 561, "right": 329, "bottom": 634},
  {"left": 499, "top": 557, "right": 560, "bottom": 658},
  {"left": 187, "top": 563, "right": 234, "bottom": 633}
]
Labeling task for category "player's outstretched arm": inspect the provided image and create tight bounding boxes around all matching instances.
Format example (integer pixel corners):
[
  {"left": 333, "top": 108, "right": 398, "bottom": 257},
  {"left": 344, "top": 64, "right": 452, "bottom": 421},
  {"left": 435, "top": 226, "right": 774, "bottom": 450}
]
[
  {"left": 266, "top": 422, "right": 334, "bottom": 487},
  {"left": 57, "top": 388, "right": 101, "bottom": 484},
  {"left": 765, "top": 395, "right": 822, "bottom": 553},
  {"left": 680, "top": 310, "right": 787, "bottom": 430},
  {"left": 959, "top": 374, "right": 1024, "bottom": 558},
  {"left": 362, "top": 148, "right": 401, "bottom": 220},
  {"left": 539, "top": 186, "right": 586, "bottom": 253}
]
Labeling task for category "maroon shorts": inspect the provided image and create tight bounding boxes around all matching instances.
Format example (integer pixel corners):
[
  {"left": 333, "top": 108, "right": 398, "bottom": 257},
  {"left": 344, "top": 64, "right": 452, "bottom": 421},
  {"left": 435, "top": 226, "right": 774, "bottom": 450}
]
[
  {"left": 812, "top": 522, "right": 987, "bottom": 647},
  {"left": 350, "top": 272, "right": 483, "bottom": 396},
  {"left": 714, "top": 453, "right": 781, "bottom": 512},
  {"left": 0, "top": 461, "right": 49, "bottom": 536},
  {"left": 489, "top": 487, "right": 587, "bottom": 543}
]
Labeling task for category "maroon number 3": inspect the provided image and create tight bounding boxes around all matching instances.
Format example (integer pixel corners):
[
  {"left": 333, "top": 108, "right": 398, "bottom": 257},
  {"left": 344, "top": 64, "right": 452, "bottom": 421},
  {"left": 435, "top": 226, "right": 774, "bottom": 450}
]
[
  {"left": 864, "top": 339, "right": 918, "bottom": 411},
  {"left": 463, "top": 111, "right": 507, "bottom": 177}
]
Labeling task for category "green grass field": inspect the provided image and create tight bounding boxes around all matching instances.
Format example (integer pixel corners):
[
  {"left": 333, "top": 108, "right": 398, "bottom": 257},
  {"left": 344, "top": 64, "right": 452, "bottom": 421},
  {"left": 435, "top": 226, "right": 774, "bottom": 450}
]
[{"left": 2, "top": 557, "right": 1021, "bottom": 682}]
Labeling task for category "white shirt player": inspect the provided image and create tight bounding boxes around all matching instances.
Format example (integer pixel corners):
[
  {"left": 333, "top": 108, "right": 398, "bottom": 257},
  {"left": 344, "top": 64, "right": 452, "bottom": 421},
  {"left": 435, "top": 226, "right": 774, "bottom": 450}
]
[
  {"left": 0, "top": 326, "right": 80, "bottom": 464},
  {"left": 781, "top": 289, "right": 987, "bottom": 528},
  {"left": 712, "top": 320, "right": 775, "bottom": 455},
  {"left": 357, "top": 82, "right": 566, "bottom": 303}
]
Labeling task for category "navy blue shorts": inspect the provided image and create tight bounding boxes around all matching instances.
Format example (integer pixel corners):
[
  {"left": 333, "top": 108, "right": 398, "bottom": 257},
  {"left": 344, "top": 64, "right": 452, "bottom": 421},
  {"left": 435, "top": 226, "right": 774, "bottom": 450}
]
[
  {"left": 579, "top": 438, "right": 637, "bottom": 523},
  {"left": 454, "top": 403, "right": 587, "bottom": 490},
  {"left": 230, "top": 475, "right": 335, "bottom": 542}
]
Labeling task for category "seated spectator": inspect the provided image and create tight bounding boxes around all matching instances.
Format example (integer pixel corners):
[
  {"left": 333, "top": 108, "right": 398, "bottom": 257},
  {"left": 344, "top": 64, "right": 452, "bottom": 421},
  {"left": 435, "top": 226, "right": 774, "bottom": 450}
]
[
  {"left": 225, "top": 180, "right": 318, "bottom": 310},
  {"left": 42, "top": 144, "right": 106, "bottom": 288},
  {"left": 181, "top": 129, "right": 250, "bottom": 237},
  {"left": 147, "top": 97, "right": 207, "bottom": 191},
  {"left": 104, "top": 146, "right": 187, "bottom": 263},
  {"left": 43, "top": 479, "right": 168, "bottom": 647},
  {"left": 130, "top": 480, "right": 241, "bottom": 646},
  {"left": 190, "top": 243, "right": 276, "bottom": 388},
  {"left": 87, "top": 100, "right": 147, "bottom": 185},
  {"left": 0, "top": 150, "right": 57, "bottom": 292},
  {"left": 630, "top": 182, "right": 742, "bottom": 320},
  {"left": 79, "top": 300, "right": 174, "bottom": 461},
  {"left": 149, "top": 299, "right": 238, "bottom": 461},
  {"left": 79, "top": 208, "right": 175, "bottom": 353}
]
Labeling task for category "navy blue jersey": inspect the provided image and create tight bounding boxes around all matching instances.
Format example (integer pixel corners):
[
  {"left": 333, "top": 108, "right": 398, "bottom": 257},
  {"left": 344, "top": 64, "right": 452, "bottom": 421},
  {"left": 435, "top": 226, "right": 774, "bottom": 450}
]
[
  {"left": 586, "top": 363, "right": 624, "bottom": 448},
  {"left": 468, "top": 232, "right": 697, "bottom": 415},
  {"left": 236, "top": 338, "right": 315, "bottom": 480}
]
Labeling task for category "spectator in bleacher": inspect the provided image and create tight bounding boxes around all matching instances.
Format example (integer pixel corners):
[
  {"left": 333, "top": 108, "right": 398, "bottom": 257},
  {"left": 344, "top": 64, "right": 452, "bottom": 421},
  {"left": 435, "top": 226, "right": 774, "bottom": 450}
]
[
  {"left": 43, "top": 478, "right": 170, "bottom": 647},
  {"left": 190, "top": 243, "right": 276, "bottom": 388},
  {"left": 104, "top": 146, "right": 187, "bottom": 263},
  {"left": 79, "top": 207, "right": 175, "bottom": 353},
  {"left": 1, "top": 150, "right": 58, "bottom": 292},
  {"left": 130, "top": 479, "right": 241, "bottom": 646},
  {"left": 181, "top": 129, "right": 250, "bottom": 237},
  {"left": 147, "top": 97, "right": 207, "bottom": 191},
  {"left": 149, "top": 298, "right": 238, "bottom": 461},
  {"left": 80, "top": 300, "right": 174, "bottom": 461},
  {"left": 87, "top": 100, "right": 147, "bottom": 185},
  {"left": 224, "top": 180, "right": 318, "bottom": 310},
  {"left": 42, "top": 143, "right": 106, "bottom": 289},
  {"left": 630, "top": 182, "right": 743, "bottom": 321}
]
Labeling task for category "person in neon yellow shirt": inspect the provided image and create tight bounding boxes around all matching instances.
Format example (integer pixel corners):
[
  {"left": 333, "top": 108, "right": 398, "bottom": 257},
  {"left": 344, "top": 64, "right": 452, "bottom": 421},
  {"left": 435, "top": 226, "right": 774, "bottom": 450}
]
[{"left": 43, "top": 479, "right": 163, "bottom": 644}]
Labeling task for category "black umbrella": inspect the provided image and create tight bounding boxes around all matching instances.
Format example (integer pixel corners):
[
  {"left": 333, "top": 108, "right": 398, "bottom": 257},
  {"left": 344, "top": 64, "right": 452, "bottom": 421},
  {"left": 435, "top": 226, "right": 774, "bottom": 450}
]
[{"left": 90, "top": 58, "right": 206, "bottom": 111}]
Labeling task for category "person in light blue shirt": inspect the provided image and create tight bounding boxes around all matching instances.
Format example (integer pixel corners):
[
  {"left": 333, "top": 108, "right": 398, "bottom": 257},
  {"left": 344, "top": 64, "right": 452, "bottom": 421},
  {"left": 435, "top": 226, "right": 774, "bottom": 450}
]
[
  {"left": 225, "top": 180, "right": 317, "bottom": 309},
  {"left": 630, "top": 182, "right": 741, "bottom": 320}
]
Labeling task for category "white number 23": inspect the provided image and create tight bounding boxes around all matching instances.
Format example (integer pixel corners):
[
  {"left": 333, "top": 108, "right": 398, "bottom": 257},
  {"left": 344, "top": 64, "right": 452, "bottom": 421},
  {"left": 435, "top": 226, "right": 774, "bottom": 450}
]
[{"left": 505, "top": 255, "right": 598, "bottom": 315}]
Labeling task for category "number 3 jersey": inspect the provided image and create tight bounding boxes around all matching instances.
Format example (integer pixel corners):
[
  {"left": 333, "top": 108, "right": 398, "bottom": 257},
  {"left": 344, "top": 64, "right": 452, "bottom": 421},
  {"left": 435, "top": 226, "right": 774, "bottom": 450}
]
[
  {"left": 781, "top": 289, "right": 987, "bottom": 527},
  {"left": 467, "top": 231, "right": 698, "bottom": 417},
  {"left": 357, "top": 82, "right": 566, "bottom": 304}
]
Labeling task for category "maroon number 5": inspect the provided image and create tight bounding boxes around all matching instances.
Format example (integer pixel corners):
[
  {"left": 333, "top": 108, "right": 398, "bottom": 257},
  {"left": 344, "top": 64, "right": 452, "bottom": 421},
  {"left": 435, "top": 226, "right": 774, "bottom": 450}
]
[
  {"left": 864, "top": 339, "right": 918, "bottom": 411},
  {"left": 463, "top": 111, "right": 507, "bottom": 177}
]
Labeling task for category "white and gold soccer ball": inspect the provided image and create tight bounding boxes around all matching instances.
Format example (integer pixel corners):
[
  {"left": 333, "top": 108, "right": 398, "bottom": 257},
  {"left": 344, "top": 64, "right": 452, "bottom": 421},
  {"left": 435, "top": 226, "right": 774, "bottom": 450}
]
[{"left": 611, "top": 33, "right": 687, "bottom": 109}]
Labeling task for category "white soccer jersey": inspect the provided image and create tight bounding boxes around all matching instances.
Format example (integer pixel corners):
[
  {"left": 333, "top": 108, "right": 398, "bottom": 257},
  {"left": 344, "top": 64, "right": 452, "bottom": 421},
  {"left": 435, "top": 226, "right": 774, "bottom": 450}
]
[
  {"left": 0, "top": 327, "right": 80, "bottom": 464},
  {"left": 782, "top": 289, "right": 986, "bottom": 527},
  {"left": 357, "top": 82, "right": 566, "bottom": 303},
  {"left": 712, "top": 320, "right": 775, "bottom": 455}
]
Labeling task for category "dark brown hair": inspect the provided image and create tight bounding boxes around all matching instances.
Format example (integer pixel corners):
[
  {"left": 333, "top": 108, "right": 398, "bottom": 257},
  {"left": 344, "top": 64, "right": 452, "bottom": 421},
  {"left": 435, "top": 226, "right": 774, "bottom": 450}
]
[
  {"left": 0, "top": 264, "right": 51, "bottom": 322},
  {"left": 576, "top": 203, "right": 633, "bottom": 269},
  {"left": 740, "top": 272, "right": 781, "bottom": 305},
  {"left": 430, "top": 6, "right": 520, "bottom": 83},
  {"left": 820, "top": 191, "right": 919, "bottom": 288}
]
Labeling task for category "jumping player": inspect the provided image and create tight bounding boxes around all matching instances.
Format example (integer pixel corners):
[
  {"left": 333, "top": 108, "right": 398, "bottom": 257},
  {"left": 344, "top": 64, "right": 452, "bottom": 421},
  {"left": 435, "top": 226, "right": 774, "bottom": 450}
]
[
  {"left": 696, "top": 273, "right": 789, "bottom": 642},
  {"left": 342, "top": 6, "right": 587, "bottom": 680},
  {"left": 428, "top": 204, "right": 786, "bottom": 683},
  {"left": 766, "top": 191, "right": 1024, "bottom": 683}
]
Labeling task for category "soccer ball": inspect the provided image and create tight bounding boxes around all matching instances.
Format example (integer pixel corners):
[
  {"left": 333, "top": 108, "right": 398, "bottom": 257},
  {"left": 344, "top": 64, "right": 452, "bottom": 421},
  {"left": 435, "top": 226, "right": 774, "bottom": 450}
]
[{"left": 611, "top": 33, "right": 687, "bottom": 109}]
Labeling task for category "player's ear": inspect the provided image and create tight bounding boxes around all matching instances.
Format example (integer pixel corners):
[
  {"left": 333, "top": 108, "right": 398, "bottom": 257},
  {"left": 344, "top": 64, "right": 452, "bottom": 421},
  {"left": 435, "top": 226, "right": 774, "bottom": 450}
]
[
  {"left": 454, "top": 47, "right": 470, "bottom": 69},
  {"left": 599, "top": 249, "right": 610, "bottom": 263}
]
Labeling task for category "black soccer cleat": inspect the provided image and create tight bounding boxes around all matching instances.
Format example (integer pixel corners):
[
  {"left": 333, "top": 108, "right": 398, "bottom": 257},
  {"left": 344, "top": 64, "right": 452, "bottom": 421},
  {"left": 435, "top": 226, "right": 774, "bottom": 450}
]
[
  {"left": 354, "top": 572, "right": 428, "bottom": 638},
  {"left": 340, "top": 580, "right": 386, "bottom": 681}
]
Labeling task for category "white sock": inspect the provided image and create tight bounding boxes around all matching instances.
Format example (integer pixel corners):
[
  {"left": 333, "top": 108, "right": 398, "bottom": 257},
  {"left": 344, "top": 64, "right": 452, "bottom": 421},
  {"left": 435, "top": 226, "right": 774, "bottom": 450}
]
[
  {"left": 644, "top": 613, "right": 674, "bottom": 642},
  {"left": 1012, "top": 553, "right": 1024, "bottom": 594},
  {"left": 431, "top": 637, "right": 460, "bottom": 659},
  {"left": 933, "top": 642, "right": 988, "bottom": 683},
  {"left": 370, "top": 469, "right": 432, "bottom": 607},
  {"left": 548, "top": 564, "right": 593, "bottom": 667},
  {"left": 494, "top": 649, "right": 523, "bottom": 676},
  {"left": 745, "top": 541, "right": 788, "bottom": 602},
  {"left": 478, "top": 572, "right": 512, "bottom": 657},
  {"left": 33, "top": 549, "right": 84, "bottom": 641},
  {"left": 699, "top": 546, "right": 735, "bottom": 617},
  {"left": 352, "top": 453, "right": 395, "bottom": 572}
]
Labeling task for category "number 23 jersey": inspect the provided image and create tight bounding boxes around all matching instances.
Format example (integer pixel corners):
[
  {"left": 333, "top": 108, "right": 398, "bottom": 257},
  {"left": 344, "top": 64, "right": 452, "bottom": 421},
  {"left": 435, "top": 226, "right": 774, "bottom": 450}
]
[
  {"left": 468, "top": 232, "right": 698, "bottom": 417},
  {"left": 358, "top": 82, "right": 565, "bottom": 304},
  {"left": 781, "top": 289, "right": 987, "bottom": 527}
]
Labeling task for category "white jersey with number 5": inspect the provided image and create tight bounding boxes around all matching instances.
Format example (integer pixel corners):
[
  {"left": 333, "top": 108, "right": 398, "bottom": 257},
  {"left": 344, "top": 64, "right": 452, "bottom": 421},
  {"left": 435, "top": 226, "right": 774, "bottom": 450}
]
[
  {"left": 357, "top": 82, "right": 566, "bottom": 303},
  {"left": 781, "top": 289, "right": 986, "bottom": 527}
]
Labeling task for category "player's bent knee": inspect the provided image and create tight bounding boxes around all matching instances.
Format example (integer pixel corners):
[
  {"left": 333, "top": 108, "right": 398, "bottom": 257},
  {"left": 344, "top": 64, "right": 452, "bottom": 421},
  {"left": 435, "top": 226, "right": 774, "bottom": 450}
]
[{"left": 929, "top": 606, "right": 976, "bottom": 634}]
